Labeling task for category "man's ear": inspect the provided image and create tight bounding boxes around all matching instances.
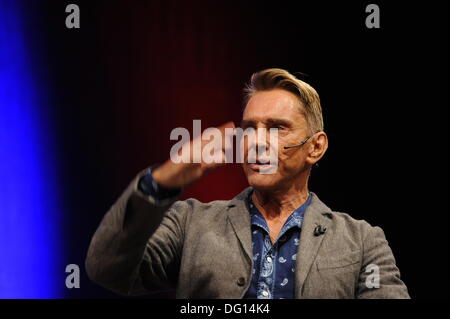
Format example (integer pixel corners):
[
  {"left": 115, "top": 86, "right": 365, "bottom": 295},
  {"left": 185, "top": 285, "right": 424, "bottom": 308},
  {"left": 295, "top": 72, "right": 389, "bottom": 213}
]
[{"left": 306, "top": 132, "right": 328, "bottom": 166}]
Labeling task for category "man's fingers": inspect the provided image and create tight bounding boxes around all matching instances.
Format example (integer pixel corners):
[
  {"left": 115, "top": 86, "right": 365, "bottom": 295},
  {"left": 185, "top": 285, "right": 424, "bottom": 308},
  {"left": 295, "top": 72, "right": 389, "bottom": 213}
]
[
  {"left": 217, "top": 121, "right": 235, "bottom": 131},
  {"left": 217, "top": 121, "right": 235, "bottom": 158}
]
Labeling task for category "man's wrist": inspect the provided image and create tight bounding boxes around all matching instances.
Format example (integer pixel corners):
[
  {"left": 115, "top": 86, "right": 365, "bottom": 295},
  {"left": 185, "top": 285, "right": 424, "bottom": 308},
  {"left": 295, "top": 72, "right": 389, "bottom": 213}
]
[{"left": 138, "top": 166, "right": 182, "bottom": 201}]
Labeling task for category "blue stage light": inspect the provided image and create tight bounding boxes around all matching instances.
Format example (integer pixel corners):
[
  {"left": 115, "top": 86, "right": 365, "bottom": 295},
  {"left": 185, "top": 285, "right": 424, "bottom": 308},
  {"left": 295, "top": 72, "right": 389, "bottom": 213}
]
[{"left": 0, "top": 1, "right": 62, "bottom": 298}]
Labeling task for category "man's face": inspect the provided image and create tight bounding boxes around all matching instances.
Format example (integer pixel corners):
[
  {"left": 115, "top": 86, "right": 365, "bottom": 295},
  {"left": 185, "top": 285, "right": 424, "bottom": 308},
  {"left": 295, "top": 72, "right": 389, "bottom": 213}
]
[{"left": 241, "top": 89, "right": 310, "bottom": 191}]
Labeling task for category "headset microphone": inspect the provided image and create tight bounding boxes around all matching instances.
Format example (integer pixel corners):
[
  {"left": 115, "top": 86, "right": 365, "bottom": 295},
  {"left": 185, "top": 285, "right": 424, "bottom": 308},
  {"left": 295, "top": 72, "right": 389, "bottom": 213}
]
[{"left": 283, "top": 135, "right": 313, "bottom": 149}]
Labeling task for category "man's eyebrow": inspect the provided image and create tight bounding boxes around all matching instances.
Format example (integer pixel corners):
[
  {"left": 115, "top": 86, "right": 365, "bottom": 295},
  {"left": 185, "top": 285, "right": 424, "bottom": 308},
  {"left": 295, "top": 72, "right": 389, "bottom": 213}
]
[
  {"left": 265, "top": 118, "right": 293, "bottom": 127},
  {"left": 241, "top": 118, "right": 293, "bottom": 127},
  {"left": 240, "top": 119, "right": 256, "bottom": 127}
]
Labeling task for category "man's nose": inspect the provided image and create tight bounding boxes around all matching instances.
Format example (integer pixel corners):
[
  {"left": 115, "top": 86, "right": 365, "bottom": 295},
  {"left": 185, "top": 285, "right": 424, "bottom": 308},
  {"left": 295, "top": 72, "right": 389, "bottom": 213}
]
[
  {"left": 251, "top": 143, "right": 267, "bottom": 155},
  {"left": 255, "top": 128, "right": 270, "bottom": 150},
  {"left": 246, "top": 128, "right": 274, "bottom": 157}
]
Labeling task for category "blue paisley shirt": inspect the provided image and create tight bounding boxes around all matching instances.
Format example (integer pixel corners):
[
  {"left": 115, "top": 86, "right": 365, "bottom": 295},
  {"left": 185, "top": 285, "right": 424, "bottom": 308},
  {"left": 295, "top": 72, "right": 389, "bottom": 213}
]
[{"left": 244, "top": 191, "right": 312, "bottom": 299}]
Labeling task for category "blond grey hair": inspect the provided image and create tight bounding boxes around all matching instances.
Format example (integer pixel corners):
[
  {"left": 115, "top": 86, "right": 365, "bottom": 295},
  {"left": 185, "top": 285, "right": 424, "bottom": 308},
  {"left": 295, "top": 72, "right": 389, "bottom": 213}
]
[{"left": 244, "top": 68, "right": 324, "bottom": 135}]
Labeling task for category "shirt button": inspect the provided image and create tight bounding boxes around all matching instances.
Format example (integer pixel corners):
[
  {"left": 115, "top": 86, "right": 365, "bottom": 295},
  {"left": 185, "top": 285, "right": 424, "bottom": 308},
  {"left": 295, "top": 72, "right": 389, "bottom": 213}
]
[
  {"left": 237, "top": 277, "right": 246, "bottom": 286},
  {"left": 267, "top": 257, "right": 272, "bottom": 263},
  {"left": 262, "top": 291, "right": 269, "bottom": 297}
]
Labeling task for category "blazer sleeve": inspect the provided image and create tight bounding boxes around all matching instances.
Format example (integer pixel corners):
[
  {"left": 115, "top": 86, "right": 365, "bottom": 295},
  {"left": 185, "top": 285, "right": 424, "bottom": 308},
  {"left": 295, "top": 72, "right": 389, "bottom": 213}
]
[
  {"left": 85, "top": 169, "right": 190, "bottom": 296},
  {"left": 356, "top": 224, "right": 410, "bottom": 299}
]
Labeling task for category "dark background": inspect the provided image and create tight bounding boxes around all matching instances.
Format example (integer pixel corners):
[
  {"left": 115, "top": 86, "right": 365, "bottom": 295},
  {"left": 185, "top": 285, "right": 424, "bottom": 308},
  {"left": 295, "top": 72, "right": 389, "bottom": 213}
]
[{"left": 21, "top": 0, "right": 448, "bottom": 298}]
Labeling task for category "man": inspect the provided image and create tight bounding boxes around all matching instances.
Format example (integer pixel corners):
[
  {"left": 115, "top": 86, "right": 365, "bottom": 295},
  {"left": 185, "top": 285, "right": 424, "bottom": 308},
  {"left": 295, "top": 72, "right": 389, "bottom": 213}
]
[{"left": 86, "top": 68, "right": 410, "bottom": 298}]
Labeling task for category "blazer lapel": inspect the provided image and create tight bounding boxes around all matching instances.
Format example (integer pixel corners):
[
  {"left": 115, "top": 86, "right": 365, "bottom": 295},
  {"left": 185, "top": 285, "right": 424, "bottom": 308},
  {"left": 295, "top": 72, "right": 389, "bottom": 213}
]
[
  {"left": 295, "top": 192, "right": 333, "bottom": 298},
  {"left": 226, "top": 187, "right": 254, "bottom": 264}
]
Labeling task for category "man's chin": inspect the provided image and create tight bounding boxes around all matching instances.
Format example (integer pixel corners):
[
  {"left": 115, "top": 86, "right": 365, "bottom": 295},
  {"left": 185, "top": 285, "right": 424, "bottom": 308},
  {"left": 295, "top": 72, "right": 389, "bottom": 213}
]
[{"left": 246, "top": 172, "right": 281, "bottom": 192}]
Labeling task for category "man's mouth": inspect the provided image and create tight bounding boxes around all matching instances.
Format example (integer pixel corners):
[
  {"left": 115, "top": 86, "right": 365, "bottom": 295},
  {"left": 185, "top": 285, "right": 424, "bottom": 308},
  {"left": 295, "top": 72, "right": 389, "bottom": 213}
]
[{"left": 247, "top": 159, "right": 276, "bottom": 171}]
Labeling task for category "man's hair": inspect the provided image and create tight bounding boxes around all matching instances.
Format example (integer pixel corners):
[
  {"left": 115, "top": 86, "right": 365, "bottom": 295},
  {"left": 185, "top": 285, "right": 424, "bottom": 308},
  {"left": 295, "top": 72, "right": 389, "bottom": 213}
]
[{"left": 244, "top": 68, "right": 324, "bottom": 135}]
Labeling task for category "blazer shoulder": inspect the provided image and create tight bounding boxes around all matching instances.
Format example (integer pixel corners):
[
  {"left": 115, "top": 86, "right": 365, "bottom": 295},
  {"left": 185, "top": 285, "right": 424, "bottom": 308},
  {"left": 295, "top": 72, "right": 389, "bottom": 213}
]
[
  {"left": 328, "top": 210, "right": 383, "bottom": 240},
  {"left": 310, "top": 192, "right": 381, "bottom": 238}
]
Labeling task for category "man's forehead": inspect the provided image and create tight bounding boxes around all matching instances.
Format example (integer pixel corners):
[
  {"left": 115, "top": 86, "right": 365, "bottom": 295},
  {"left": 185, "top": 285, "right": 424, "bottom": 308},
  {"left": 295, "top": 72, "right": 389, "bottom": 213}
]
[
  {"left": 243, "top": 100, "right": 304, "bottom": 124},
  {"left": 244, "top": 90, "right": 303, "bottom": 117}
]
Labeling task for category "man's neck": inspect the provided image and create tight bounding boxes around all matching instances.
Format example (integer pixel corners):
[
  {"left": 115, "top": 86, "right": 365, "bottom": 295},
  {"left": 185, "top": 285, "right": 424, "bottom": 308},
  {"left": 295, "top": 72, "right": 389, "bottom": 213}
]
[{"left": 251, "top": 182, "right": 310, "bottom": 221}]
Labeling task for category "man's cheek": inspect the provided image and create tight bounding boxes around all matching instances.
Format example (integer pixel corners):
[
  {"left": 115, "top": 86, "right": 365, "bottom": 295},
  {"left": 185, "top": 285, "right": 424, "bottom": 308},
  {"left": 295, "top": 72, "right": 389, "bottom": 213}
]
[{"left": 277, "top": 154, "right": 290, "bottom": 168}]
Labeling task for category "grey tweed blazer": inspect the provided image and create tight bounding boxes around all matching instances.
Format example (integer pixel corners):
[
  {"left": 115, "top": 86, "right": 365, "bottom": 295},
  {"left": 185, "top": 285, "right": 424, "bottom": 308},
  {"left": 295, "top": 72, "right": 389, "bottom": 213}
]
[{"left": 85, "top": 170, "right": 410, "bottom": 299}]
